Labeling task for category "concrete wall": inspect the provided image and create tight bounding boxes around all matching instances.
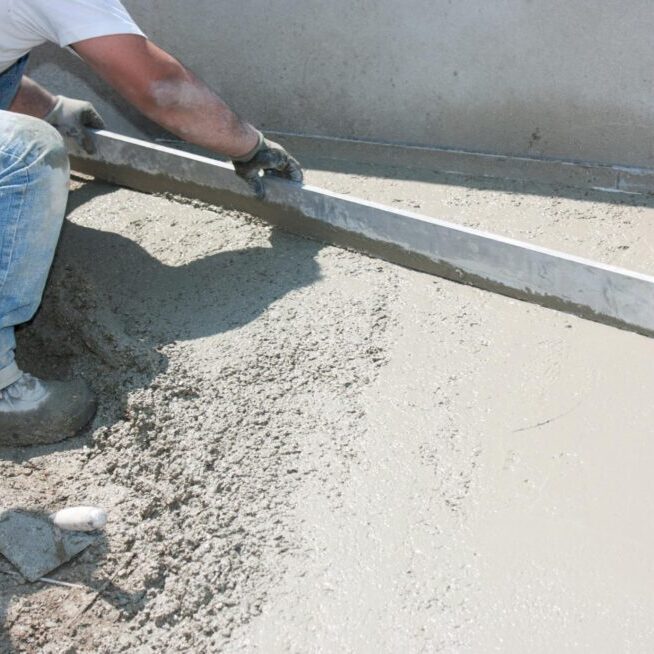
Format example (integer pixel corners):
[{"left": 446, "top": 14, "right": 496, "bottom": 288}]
[{"left": 27, "top": 1, "right": 654, "bottom": 168}]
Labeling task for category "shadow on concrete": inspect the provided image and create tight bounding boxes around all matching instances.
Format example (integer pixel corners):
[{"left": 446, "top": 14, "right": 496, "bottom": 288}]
[
  {"left": 7, "top": 179, "right": 322, "bottom": 461},
  {"left": 0, "top": 179, "right": 321, "bottom": 644},
  {"left": 58, "top": 179, "right": 323, "bottom": 343}
]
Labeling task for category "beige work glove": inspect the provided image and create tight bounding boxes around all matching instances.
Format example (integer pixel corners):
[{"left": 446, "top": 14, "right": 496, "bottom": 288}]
[
  {"left": 44, "top": 95, "right": 105, "bottom": 154},
  {"left": 232, "top": 131, "right": 303, "bottom": 199}
]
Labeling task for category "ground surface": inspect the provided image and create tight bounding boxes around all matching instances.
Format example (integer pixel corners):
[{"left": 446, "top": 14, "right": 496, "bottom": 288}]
[
  {"left": 306, "top": 161, "right": 654, "bottom": 275},
  {"left": 0, "top": 169, "right": 653, "bottom": 653}
]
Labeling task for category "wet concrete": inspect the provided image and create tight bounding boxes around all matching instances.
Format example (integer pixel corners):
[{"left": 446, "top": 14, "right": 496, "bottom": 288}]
[
  {"left": 235, "top": 169, "right": 654, "bottom": 652},
  {"left": 306, "top": 163, "right": 654, "bottom": 276},
  {"left": 67, "top": 131, "right": 654, "bottom": 337},
  {"left": 2, "top": 170, "right": 653, "bottom": 652},
  {"left": 240, "top": 276, "right": 654, "bottom": 653}
]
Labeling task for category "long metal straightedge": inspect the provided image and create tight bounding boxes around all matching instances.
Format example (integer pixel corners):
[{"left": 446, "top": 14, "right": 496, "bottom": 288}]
[{"left": 70, "top": 130, "right": 654, "bottom": 337}]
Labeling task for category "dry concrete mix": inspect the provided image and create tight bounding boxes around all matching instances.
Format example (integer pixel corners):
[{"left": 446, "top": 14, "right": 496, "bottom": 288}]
[{"left": 0, "top": 168, "right": 653, "bottom": 653}]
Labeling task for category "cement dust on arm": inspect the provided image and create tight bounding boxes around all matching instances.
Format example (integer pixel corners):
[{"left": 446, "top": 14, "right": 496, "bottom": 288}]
[{"left": 71, "top": 34, "right": 259, "bottom": 159}]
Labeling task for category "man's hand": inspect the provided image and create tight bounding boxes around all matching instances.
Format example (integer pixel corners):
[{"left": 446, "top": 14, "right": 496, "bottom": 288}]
[
  {"left": 232, "top": 133, "right": 303, "bottom": 199},
  {"left": 44, "top": 95, "right": 105, "bottom": 154}
]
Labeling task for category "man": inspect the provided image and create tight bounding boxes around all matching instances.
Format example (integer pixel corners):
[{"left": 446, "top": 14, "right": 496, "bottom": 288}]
[{"left": 0, "top": 0, "right": 303, "bottom": 447}]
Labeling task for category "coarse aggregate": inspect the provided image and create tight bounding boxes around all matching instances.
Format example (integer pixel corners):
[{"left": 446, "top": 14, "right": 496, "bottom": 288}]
[{"left": 2, "top": 179, "right": 398, "bottom": 652}]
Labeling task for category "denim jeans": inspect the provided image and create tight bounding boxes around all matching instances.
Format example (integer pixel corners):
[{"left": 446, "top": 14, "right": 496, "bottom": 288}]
[
  {"left": 0, "top": 86, "right": 70, "bottom": 388},
  {"left": 0, "top": 55, "right": 29, "bottom": 111}
]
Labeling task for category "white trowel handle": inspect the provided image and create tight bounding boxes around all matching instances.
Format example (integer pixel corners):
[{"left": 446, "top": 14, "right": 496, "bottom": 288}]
[{"left": 51, "top": 506, "right": 107, "bottom": 532}]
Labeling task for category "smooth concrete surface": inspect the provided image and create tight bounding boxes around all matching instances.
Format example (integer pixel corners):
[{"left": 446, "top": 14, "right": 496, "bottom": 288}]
[
  {"left": 68, "top": 131, "right": 654, "bottom": 337},
  {"left": 233, "top": 165, "right": 654, "bottom": 653},
  {"left": 238, "top": 269, "right": 654, "bottom": 654},
  {"left": 26, "top": 1, "right": 654, "bottom": 169}
]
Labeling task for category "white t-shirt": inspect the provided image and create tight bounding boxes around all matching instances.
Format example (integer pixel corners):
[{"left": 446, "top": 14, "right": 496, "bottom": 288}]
[{"left": 0, "top": 0, "right": 144, "bottom": 73}]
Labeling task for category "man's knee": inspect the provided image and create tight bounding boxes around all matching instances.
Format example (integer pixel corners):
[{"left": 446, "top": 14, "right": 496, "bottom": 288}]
[
  {"left": 0, "top": 111, "right": 70, "bottom": 237},
  {"left": 0, "top": 110, "right": 68, "bottom": 173}
]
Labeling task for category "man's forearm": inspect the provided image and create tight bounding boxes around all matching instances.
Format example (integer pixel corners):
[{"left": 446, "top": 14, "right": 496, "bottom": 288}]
[
  {"left": 72, "top": 36, "right": 259, "bottom": 159},
  {"left": 8, "top": 68, "right": 256, "bottom": 159},
  {"left": 141, "top": 67, "right": 260, "bottom": 158},
  {"left": 9, "top": 77, "right": 57, "bottom": 118}
]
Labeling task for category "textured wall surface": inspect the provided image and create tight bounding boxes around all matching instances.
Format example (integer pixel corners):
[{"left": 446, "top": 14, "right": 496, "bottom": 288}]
[{"left": 27, "top": 1, "right": 654, "bottom": 168}]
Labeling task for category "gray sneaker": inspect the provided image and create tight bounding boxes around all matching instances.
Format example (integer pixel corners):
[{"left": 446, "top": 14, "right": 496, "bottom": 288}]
[{"left": 0, "top": 373, "right": 96, "bottom": 447}]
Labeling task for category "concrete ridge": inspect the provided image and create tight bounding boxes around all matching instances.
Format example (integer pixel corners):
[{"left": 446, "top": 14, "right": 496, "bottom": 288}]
[{"left": 69, "top": 130, "right": 654, "bottom": 337}]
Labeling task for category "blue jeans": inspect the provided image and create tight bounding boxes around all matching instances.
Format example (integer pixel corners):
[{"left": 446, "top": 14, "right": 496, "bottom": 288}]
[
  {"left": 0, "top": 55, "right": 29, "bottom": 111},
  {"left": 0, "top": 110, "right": 70, "bottom": 389}
]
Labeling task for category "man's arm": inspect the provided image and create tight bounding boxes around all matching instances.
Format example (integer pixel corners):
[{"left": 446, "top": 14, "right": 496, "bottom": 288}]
[
  {"left": 9, "top": 76, "right": 57, "bottom": 118},
  {"left": 72, "top": 34, "right": 259, "bottom": 159},
  {"left": 9, "top": 34, "right": 301, "bottom": 196}
]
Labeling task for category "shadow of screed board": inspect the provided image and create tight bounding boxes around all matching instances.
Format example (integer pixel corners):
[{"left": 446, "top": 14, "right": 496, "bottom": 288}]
[{"left": 68, "top": 130, "right": 654, "bottom": 338}]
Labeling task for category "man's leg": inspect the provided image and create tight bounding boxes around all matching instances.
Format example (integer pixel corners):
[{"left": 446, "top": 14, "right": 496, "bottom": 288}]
[
  {"left": 0, "top": 111, "right": 69, "bottom": 383},
  {"left": 0, "top": 110, "right": 95, "bottom": 446}
]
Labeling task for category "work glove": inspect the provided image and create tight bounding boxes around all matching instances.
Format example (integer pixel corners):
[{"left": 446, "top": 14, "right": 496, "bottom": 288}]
[
  {"left": 44, "top": 95, "right": 105, "bottom": 155},
  {"left": 232, "top": 131, "right": 303, "bottom": 199}
]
